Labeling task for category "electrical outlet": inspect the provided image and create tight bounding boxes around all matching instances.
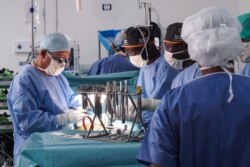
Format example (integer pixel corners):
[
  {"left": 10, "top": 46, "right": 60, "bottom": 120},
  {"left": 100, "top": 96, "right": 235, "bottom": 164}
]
[
  {"left": 13, "top": 41, "right": 31, "bottom": 53},
  {"left": 102, "top": 4, "right": 112, "bottom": 11}
]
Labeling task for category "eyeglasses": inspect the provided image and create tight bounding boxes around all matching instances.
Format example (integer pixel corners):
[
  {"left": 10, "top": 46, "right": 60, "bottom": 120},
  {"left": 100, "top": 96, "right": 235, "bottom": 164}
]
[
  {"left": 124, "top": 46, "right": 144, "bottom": 56},
  {"left": 171, "top": 50, "right": 189, "bottom": 60},
  {"left": 47, "top": 51, "right": 70, "bottom": 66},
  {"left": 164, "top": 40, "right": 187, "bottom": 53}
]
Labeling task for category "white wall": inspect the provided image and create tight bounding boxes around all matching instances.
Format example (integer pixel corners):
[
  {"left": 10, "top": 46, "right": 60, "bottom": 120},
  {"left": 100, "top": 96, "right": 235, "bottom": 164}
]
[
  {"left": 0, "top": 0, "right": 242, "bottom": 73},
  {"left": 239, "top": 1, "right": 250, "bottom": 15}
]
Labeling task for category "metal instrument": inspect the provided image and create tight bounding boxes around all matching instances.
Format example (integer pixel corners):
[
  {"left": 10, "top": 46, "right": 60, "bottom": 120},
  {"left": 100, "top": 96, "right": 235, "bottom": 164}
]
[{"left": 77, "top": 82, "right": 144, "bottom": 141}]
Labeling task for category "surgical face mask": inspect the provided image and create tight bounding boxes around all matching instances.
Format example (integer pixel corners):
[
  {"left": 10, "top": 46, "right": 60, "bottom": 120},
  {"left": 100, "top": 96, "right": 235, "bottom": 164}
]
[
  {"left": 164, "top": 50, "right": 190, "bottom": 69},
  {"left": 239, "top": 42, "right": 250, "bottom": 63},
  {"left": 129, "top": 55, "right": 145, "bottom": 68},
  {"left": 44, "top": 53, "right": 66, "bottom": 76}
]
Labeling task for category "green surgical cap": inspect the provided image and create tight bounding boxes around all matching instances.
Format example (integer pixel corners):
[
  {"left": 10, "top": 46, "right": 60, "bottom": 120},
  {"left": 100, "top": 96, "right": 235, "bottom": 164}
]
[{"left": 238, "top": 13, "right": 250, "bottom": 41}]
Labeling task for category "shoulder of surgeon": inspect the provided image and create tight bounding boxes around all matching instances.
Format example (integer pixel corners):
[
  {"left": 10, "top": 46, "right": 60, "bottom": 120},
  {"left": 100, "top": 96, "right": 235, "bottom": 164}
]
[
  {"left": 15, "top": 64, "right": 65, "bottom": 82},
  {"left": 170, "top": 72, "right": 250, "bottom": 95}
]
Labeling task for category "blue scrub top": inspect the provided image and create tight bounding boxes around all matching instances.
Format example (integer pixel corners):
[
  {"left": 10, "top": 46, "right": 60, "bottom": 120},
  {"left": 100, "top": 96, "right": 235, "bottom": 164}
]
[
  {"left": 240, "top": 63, "right": 250, "bottom": 76},
  {"left": 171, "top": 63, "right": 201, "bottom": 89},
  {"left": 137, "top": 56, "right": 180, "bottom": 126},
  {"left": 99, "top": 54, "right": 139, "bottom": 74},
  {"left": 137, "top": 73, "right": 250, "bottom": 167},
  {"left": 87, "top": 57, "right": 109, "bottom": 76},
  {"left": 7, "top": 64, "right": 82, "bottom": 161}
]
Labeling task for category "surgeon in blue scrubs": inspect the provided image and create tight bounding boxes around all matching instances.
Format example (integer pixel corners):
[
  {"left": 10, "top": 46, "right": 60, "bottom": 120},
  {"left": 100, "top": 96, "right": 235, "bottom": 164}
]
[
  {"left": 164, "top": 23, "right": 195, "bottom": 71},
  {"left": 7, "top": 33, "right": 85, "bottom": 162},
  {"left": 124, "top": 23, "right": 180, "bottom": 127},
  {"left": 162, "top": 22, "right": 199, "bottom": 89},
  {"left": 87, "top": 57, "right": 109, "bottom": 75},
  {"left": 137, "top": 6, "right": 250, "bottom": 167},
  {"left": 131, "top": 23, "right": 198, "bottom": 112},
  {"left": 171, "top": 62, "right": 201, "bottom": 88},
  {"left": 99, "top": 31, "right": 139, "bottom": 74},
  {"left": 88, "top": 31, "right": 139, "bottom": 75}
]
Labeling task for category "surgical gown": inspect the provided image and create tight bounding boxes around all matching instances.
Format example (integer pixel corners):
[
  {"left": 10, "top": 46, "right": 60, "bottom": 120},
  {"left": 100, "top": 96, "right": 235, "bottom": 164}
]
[
  {"left": 7, "top": 65, "right": 82, "bottom": 161},
  {"left": 87, "top": 57, "right": 109, "bottom": 75},
  {"left": 171, "top": 63, "right": 201, "bottom": 89},
  {"left": 137, "top": 73, "right": 250, "bottom": 167},
  {"left": 99, "top": 54, "right": 139, "bottom": 74},
  {"left": 137, "top": 56, "right": 180, "bottom": 126}
]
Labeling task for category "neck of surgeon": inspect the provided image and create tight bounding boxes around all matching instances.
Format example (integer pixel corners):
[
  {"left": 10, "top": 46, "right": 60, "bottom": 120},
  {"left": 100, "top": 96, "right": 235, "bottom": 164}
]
[{"left": 199, "top": 65, "right": 234, "bottom": 76}]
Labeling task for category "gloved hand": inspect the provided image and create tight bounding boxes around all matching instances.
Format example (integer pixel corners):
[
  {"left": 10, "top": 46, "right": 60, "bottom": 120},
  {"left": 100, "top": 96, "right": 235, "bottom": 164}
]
[
  {"left": 141, "top": 98, "right": 161, "bottom": 111},
  {"left": 128, "top": 98, "right": 161, "bottom": 112},
  {"left": 127, "top": 98, "right": 161, "bottom": 122},
  {"left": 56, "top": 109, "right": 86, "bottom": 125}
]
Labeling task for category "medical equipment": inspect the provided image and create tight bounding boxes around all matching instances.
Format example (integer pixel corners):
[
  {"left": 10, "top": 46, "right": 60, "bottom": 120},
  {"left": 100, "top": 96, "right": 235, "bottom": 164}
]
[
  {"left": 17, "top": 130, "right": 143, "bottom": 167},
  {"left": 98, "top": 29, "right": 122, "bottom": 59},
  {"left": 77, "top": 82, "right": 145, "bottom": 142},
  {"left": 64, "top": 41, "right": 80, "bottom": 73},
  {"left": 24, "top": 0, "right": 40, "bottom": 27},
  {"left": 138, "top": 0, "right": 151, "bottom": 27},
  {"left": 76, "top": 0, "right": 81, "bottom": 12},
  {"left": 0, "top": 112, "right": 13, "bottom": 166},
  {"left": 24, "top": 0, "right": 40, "bottom": 60},
  {"left": 0, "top": 68, "right": 14, "bottom": 118},
  {"left": 0, "top": 69, "right": 14, "bottom": 164}
]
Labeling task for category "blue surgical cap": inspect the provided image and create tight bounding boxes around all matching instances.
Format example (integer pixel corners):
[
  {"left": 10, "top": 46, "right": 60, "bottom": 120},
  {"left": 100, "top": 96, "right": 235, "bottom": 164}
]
[
  {"left": 113, "top": 31, "right": 124, "bottom": 48},
  {"left": 40, "top": 32, "right": 70, "bottom": 52}
]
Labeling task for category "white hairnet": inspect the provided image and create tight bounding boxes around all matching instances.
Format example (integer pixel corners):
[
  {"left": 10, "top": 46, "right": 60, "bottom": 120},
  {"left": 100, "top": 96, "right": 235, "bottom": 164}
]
[
  {"left": 181, "top": 6, "right": 243, "bottom": 67},
  {"left": 40, "top": 32, "right": 70, "bottom": 52}
]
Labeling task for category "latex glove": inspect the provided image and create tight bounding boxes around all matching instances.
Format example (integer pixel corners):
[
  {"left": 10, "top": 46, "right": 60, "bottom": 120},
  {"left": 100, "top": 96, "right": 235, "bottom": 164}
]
[
  {"left": 127, "top": 98, "right": 161, "bottom": 122},
  {"left": 128, "top": 98, "right": 161, "bottom": 112},
  {"left": 141, "top": 98, "right": 161, "bottom": 111},
  {"left": 56, "top": 109, "right": 86, "bottom": 125}
]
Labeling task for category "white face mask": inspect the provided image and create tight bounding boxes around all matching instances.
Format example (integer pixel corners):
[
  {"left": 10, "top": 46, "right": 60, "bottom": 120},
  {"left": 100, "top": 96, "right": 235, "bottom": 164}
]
[
  {"left": 44, "top": 53, "right": 65, "bottom": 76},
  {"left": 239, "top": 42, "right": 250, "bottom": 63},
  {"left": 129, "top": 55, "right": 145, "bottom": 68},
  {"left": 164, "top": 50, "right": 190, "bottom": 69}
]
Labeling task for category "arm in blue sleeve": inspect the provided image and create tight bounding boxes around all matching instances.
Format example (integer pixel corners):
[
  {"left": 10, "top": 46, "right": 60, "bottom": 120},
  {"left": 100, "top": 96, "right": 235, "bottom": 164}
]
[
  {"left": 10, "top": 77, "right": 61, "bottom": 137},
  {"left": 137, "top": 93, "right": 179, "bottom": 167},
  {"left": 60, "top": 75, "right": 82, "bottom": 109},
  {"left": 151, "top": 66, "right": 179, "bottom": 98}
]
